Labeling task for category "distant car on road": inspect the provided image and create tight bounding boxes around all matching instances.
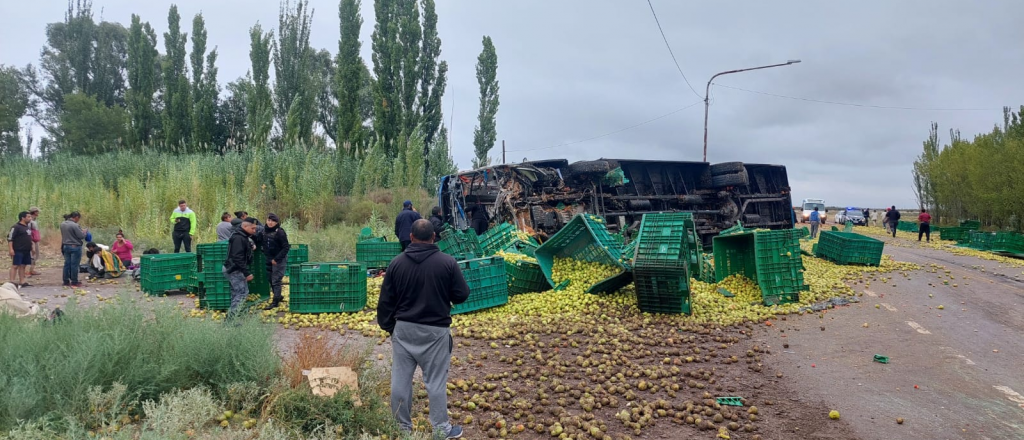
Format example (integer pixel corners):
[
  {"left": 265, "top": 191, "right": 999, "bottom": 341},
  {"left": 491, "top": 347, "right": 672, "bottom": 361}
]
[{"left": 837, "top": 208, "right": 866, "bottom": 225}]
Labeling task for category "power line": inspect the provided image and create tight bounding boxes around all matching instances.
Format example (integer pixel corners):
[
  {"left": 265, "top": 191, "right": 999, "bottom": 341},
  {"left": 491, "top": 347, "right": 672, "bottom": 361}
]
[
  {"left": 646, "top": 0, "right": 703, "bottom": 100},
  {"left": 507, "top": 100, "right": 703, "bottom": 153},
  {"left": 713, "top": 83, "right": 1001, "bottom": 111}
]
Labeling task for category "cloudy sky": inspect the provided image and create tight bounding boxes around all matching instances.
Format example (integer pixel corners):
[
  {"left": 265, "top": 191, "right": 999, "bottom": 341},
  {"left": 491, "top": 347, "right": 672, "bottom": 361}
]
[{"left": 3, "top": 0, "right": 1022, "bottom": 208}]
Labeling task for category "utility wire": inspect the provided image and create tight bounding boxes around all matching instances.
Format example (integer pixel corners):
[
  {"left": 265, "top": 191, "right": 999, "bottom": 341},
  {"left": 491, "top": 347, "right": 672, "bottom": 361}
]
[
  {"left": 714, "top": 83, "right": 1001, "bottom": 111},
  {"left": 507, "top": 100, "right": 704, "bottom": 153},
  {"left": 646, "top": 0, "right": 703, "bottom": 99}
]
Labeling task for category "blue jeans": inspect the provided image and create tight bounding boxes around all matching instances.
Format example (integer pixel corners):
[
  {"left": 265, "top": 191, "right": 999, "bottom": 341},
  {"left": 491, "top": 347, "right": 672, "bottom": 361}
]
[{"left": 62, "top": 245, "right": 82, "bottom": 285}]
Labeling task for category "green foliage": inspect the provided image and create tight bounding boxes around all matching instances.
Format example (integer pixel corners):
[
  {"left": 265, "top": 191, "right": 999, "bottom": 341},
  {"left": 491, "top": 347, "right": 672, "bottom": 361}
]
[
  {"left": 472, "top": 35, "right": 499, "bottom": 169},
  {"left": 371, "top": 0, "right": 403, "bottom": 157},
  {"left": 57, "top": 93, "right": 127, "bottom": 154},
  {"left": 190, "top": 13, "right": 218, "bottom": 151},
  {"left": 425, "top": 125, "right": 456, "bottom": 187},
  {"left": 0, "top": 300, "right": 280, "bottom": 431},
  {"left": 403, "top": 128, "right": 426, "bottom": 188},
  {"left": 914, "top": 106, "right": 1024, "bottom": 230},
  {"left": 274, "top": 0, "right": 317, "bottom": 144},
  {"left": 0, "top": 65, "right": 30, "bottom": 155},
  {"left": 398, "top": 0, "right": 421, "bottom": 136},
  {"left": 125, "top": 15, "right": 159, "bottom": 148},
  {"left": 248, "top": 23, "right": 275, "bottom": 149},
  {"left": 337, "top": 0, "right": 365, "bottom": 148},
  {"left": 162, "top": 5, "right": 191, "bottom": 150}
]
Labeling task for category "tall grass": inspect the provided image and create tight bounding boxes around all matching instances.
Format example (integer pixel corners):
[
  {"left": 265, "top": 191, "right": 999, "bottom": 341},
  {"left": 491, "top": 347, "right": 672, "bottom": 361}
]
[
  {"left": 0, "top": 149, "right": 436, "bottom": 254},
  {"left": 0, "top": 299, "right": 280, "bottom": 431}
]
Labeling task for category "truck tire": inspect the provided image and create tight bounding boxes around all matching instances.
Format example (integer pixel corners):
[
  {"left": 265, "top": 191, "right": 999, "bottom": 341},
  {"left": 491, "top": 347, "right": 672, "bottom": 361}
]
[
  {"left": 680, "top": 195, "right": 704, "bottom": 204},
  {"left": 568, "top": 160, "right": 612, "bottom": 175},
  {"left": 743, "top": 214, "right": 761, "bottom": 224},
  {"left": 712, "top": 171, "right": 749, "bottom": 188},
  {"left": 710, "top": 162, "right": 745, "bottom": 176}
]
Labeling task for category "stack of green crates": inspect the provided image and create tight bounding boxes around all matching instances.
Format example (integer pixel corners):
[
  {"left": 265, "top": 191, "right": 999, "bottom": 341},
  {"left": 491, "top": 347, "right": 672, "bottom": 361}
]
[
  {"left": 288, "top": 262, "right": 367, "bottom": 313},
  {"left": 139, "top": 253, "right": 196, "bottom": 296},
  {"left": 356, "top": 238, "right": 402, "bottom": 269},
  {"left": 452, "top": 256, "right": 509, "bottom": 314},
  {"left": 713, "top": 228, "right": 804, "bottom": 306},
  {"left": 632, "top": 213, "right": 695, "bottom": 314},
  {"left": 816, "top": 231, "right": 884, "bottom": 266},
  {"left": 505, "top": 258, "right": 551, "bottom": 295},
  {"left": 195, "top": 241, "right": 310, "bottom": 309},
  {"left": 960, "top": 220, "right": 982, "bottom": 230},
  {"left": 966, "top": 231, "right": 994, "bottom": 251},
  {"left": 991, "top": 232, "right": 1024, "bottom": 255},
  {"left": 534, "top": 214, "right": 631, "bottom": 294},
  {"left": 940, "top": 226, "right": 967, "bottom": 242}
]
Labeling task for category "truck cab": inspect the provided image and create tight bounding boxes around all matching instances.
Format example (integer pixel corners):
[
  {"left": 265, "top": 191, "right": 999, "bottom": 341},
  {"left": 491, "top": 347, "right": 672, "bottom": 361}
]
[
  {"left": 800, "top": 199, "right": 826, "bottom": 223},
  {"left": 438, "top": 159, "right": 794, "bottom": 249}
]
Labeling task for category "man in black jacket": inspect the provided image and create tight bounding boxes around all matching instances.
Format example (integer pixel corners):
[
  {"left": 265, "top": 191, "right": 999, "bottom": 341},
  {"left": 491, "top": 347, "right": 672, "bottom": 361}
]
[
  {"left": 262, "top": 213, "right": 290, "bottom": 310},
  {"left": 428, "top": 206, "right": 445, "bottom": 242},
  {"left": 394, "top": 200, "right": 422, "bottom": 251},
  {"left": 884, "top": 206, "right": 900, "bottom": 238},
  {"left": 224, "top": 219, "right": 257, "bottom": 317},
  {"left": 377, "top": 219, "right": 470, "bottom": 439}
]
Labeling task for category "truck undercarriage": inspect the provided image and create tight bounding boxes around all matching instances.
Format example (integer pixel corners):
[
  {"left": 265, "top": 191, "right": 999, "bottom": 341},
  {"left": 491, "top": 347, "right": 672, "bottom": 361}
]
[{"left": 439, "top": 158, "right": 794, "bottom": 248}]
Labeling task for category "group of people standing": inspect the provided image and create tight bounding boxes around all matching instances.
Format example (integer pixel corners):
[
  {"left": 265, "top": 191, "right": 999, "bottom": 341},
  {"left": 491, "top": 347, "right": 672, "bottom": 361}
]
[{"left": 880, "top": 206, "right": 932, "bottom": 242}]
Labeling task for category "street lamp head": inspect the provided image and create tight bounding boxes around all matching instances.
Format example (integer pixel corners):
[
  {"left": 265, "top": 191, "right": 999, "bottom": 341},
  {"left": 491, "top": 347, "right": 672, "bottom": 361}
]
[{"left": 786, "top": 59, "right": 802, "bottom": 64}]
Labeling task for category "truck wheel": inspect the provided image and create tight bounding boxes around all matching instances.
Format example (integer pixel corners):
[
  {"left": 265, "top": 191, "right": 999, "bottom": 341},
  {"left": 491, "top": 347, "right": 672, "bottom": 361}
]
[
  {"left": 712, "top": 171, "right": 749, "bottom": 188},
  {"left": 568, "top": 160, "right": 612, "bottom": 175},
  {"left": 710, "top": 162, "right": 745, "bottom": 176}
]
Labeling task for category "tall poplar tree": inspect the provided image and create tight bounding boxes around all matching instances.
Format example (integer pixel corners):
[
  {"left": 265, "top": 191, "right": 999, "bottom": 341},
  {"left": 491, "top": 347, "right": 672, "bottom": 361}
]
[
  {"left": 162, "top": 5, "right": 191, "bottom": 150},
  {"left": 336, "top": 0, "right": 364, "bottom": 148},
  {"left": 247, "top": 23, "right": 274, "bottom": 149},
  {"left": 273, "top": 0, "right": 316, "bottom": 143},
  {"left": 190, "top": 13, "right": 218, "bottom": 150},
  {"left": 472, "top": 36, "right": 499, "bottom": 169},
  {"left": 125, "top": 14, "right": 158, "bottom": 148}
]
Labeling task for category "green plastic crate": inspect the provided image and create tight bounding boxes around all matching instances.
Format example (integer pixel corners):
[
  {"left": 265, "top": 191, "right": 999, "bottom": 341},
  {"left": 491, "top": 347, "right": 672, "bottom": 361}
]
[
  {"left": 633, "top": 213, "right": 691, "bottom": 270},
  {"left": 991, "top": 232, "right": 1024, "bottom": 254},
  {"left": 479, "top": 223, "right": 519, "bottom": 256},
  {"left": 713, "top": 229, "right": 804, "bottom": 305},
  {"left": 506, "top": 259, "right": 551, "bottom": 295},
  {"left": 633, "top": 267, "right": 691, "bottom": 315},
  {"left": 140, "top": 253, "right": 196, "bottom": 295},
  {"left": 939, "top": 226, "right": 967, "bottom": 242},
  {"left": 288, "top": 244, "right": 310, "bottom": 265},
  {"left": 358, "top": 227, "right": 374, "bottom": 242},
  {"left": 196, "top": 241, "right": 228, "bottom": 273},
  {"left": 356, "top": 240, "right": 402, "bottom": 269},
  {"left": 288, "top": 262, "right": 367, "bottom": 313},
  {"left": 452, "top": 257, "right": 509, "bottom": 314},
  {"left": 897, "top": 220, "right": 919, "bottom": 232},
  {"left": 816, "top": 231, "right": 884, "bottom": 266},
  {"left": 534, "top": 214, "right": 630, "bottom": 294},
  {"left": 505, "top": 239, "right": 539, "bottom": 257},
  {"left": 437, "top": 228, "right": 482, "bottom": 256}
]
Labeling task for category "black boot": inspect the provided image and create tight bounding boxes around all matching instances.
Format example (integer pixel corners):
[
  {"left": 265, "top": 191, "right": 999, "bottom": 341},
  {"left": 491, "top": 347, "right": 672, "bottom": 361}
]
[{"left": 263, "top": 297, "right": 282, "bottom": 310}]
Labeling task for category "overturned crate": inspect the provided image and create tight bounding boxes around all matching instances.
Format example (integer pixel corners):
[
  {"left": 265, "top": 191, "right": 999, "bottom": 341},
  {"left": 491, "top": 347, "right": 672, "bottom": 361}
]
[
  {"left": 535, "top": 214, "right": 631, "bottom": 294},
  {"left": 713, "top": 226, "right": 805, "bottom": 306},
  {"left": 437, "top": 226, "right": 482, "bottom": 257},
  {"left": 632, "top": 213, "right": 699, "bottom": 314}
]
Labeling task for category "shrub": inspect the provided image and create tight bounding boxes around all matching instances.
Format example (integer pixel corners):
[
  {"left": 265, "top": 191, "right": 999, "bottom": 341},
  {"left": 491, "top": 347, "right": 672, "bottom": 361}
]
[{"left": 0, "top": 299, "right": 280, "bottom": 431}]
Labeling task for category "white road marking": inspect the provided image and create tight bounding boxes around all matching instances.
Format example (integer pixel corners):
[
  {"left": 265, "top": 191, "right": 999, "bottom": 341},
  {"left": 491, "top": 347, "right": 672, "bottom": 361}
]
[
  {"left": 880, "top": 303, "right": 898, "bottom": 312},
  {"left": 864, "top": 290, "right": 877, "bottom": 297},
  {"left": 906, "top": 321, "right": 931, "bottom": 334},
  {"left": 993, "top": 386, "right": 1024, "bottom": 409}
]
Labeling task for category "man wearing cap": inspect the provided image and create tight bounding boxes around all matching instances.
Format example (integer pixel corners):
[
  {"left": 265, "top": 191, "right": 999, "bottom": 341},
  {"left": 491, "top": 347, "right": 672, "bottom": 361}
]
[
  {"left": 224, "top": 218, "right": 258, "bottom": 318},
  {"left": 262, "top": 213, "right": 290, "bottom": 310},
  {"left": 394, "top": 200, "right": 422, "bottom": 251}
]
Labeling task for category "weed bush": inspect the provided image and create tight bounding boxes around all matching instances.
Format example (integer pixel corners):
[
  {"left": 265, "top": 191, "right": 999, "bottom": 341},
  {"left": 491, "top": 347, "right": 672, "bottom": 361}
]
[{"left": 0, "top": 299, "right": 280, "bottom": 431}]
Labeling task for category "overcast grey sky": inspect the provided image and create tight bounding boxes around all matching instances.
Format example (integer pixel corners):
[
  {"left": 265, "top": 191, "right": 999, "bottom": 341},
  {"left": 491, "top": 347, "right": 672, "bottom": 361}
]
[{"left": 3, "top": 0, "right": 1022, "bottom": 208}]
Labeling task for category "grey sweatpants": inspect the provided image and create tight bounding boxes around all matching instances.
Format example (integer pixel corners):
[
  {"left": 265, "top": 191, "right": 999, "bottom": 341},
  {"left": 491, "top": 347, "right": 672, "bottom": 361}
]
[
  {"left": 223, "top": 267, "right": 250, "bottom": 318},
  {"left": 810, "top": 221, "right": 820, "bottom": 239},
  {"left": 391, "top": 320, "right": 453, "bottom": 435}
]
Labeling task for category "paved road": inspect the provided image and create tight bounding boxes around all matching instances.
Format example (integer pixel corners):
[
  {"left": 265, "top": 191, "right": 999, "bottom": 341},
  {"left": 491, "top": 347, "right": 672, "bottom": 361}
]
[{"left": 761, "top": 239, "right": 1024, "bottom": 440}]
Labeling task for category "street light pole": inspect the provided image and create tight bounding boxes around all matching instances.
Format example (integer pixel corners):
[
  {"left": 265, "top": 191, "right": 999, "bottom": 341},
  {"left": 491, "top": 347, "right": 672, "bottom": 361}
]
[{"left": 703, "top": 60, "right": 801, "bottom": 162}]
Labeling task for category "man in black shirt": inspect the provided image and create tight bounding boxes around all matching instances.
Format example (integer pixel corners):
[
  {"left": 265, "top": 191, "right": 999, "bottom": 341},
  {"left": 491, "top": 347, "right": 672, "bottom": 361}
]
[
  {"left": 377, "top": 219, "right": 469, "bottom": 439},
  {"left": 224, "top": 219, "right": 257, "bottom": 318},
  {"left": 8, "top": 212, "right": 33, "bottom": 288},
  {"left": 884, "top": 206, "right": 901, "bottom": 238},
  {"left": 262, "top": 213, "right": 290, "bottom": 310}
]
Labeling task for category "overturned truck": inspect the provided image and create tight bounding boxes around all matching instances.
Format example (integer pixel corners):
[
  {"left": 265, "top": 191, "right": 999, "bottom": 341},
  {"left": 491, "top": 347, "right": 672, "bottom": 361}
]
[{"left": 438, "top": 159, "right": 794, "bottom": 248}]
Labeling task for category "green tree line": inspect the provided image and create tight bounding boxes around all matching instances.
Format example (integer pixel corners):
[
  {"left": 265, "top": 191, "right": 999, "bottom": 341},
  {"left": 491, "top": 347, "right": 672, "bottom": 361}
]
[
  {"left": 913, "top": 106, "right": 1024, "bottom": 231},
  {"left": 0, "top": 0, "right": 506, "bottom": 190}
]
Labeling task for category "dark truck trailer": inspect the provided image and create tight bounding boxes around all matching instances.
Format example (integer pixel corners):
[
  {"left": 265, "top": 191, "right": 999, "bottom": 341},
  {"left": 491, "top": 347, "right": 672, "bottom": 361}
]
[{"left": 438, "top": 158, "right": 794, "bottom": 249}]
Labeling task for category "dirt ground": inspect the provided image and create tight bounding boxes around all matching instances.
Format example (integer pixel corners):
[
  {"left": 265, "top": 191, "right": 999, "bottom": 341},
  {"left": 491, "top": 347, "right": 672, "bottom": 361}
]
[{"left": 10, "top": 235, "right": 1024, "bottom": 440}]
